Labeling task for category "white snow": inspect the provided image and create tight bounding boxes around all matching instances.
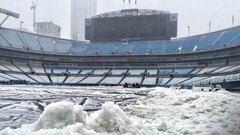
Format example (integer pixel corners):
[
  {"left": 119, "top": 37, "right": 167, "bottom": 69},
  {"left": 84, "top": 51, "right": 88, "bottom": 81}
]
[
  {"left": 0, "top": 86, "right": 240, "bottom": 135},
  {"left": 125, "top": 88, "right": 240, "bottom": 135}
]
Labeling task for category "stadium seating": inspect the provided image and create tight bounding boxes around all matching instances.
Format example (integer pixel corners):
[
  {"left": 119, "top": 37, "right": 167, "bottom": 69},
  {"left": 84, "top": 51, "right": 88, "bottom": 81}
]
[
  {"left": 0, "top": 28, "right": 26, "bottom": 49},
  {"left": 21, "top": 32, "right": 42, "bottom": 51},
  {"left": 65, "top": 76, "right": 84, "bottom": 84},
  {"left": 101, "top": 77, "right": 123, "bottom": 84},
  {"left": 94, "top": 69, "right": 110, "bottom": 75},
  {"left": 0, "top": 26, "right": 240, "bottom": 87},
  {"left": 1, "top": 26, "right": 240, "bottom": 55},
  {"left": 120, "top": 77, "right": 142, "bottom": 84},
  {"left": 158, "top": 78, "right": 170, "bottom": 85},
  {"left": 167, "top": 78, "right": 189, "bottom": 85},
  {"left": 142, "top": 77, "right": 157, "bottom": 85},
  {"left": 128, "top": 69, "right": 145, "bottom": 75},
  {"left": 50, "top": 76, "right": 66, "bottom": 84},
  {"left": 80, "top": 76, "right": 103, "bottom": 84},
  {"left": 111, "top": 69, "right": 127, "bottom": 75}
]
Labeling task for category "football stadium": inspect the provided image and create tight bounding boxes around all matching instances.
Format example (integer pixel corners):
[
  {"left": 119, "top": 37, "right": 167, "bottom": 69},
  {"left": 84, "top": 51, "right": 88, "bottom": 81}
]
[
  {"left": 0, "top": 9, "right": 240, "bottom": 90},
  {"left": 0, "top": 1, "right": 240, "bottom": 135}
]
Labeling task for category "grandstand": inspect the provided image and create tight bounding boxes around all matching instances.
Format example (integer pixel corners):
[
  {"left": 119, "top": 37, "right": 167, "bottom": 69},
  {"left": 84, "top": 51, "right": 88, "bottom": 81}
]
[{"left": 0, "top": 26, "right": 240, "bottom": 90}]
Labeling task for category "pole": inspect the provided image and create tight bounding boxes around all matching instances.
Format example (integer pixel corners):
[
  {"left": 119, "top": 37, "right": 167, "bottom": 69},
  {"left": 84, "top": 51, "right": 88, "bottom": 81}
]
[
  {"left": 31, "top": 3, "right": 36, "bottom": 32},
  {"left": 31, "top": 0, "right": 38, "bottom": 32},
  {"left": 209, "top": 21, "right": 211, "bottom": 32},
  {"left": 20, "top": 21, "right": 24, "bottom": 31},
  {"left": 232, "top": 15, "right": 235, "bottom": 27},
  {"left": 187, "top": 26, "right": 190, "bottom": 36},
  {"left": 122, "top": 0, "right": 125, "bottom": 9}
]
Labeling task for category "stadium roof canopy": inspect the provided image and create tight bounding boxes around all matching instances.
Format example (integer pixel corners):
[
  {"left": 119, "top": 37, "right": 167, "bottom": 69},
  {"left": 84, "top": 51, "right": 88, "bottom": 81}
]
[{"left": 92, "top": 9, "right": 170, "bottom": 18}]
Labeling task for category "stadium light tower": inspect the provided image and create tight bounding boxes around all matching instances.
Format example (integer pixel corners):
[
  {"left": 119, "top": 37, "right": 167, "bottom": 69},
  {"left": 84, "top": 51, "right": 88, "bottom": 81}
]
[
  {"left": 232, "top": 15, "right": 235, "bottom": 27},
  {"left": 122, "top": 0, "right": 137, "bottom": 9},
  {"left": 209, "top": 21, "right": 211, "bottom": 32},
  {"left": 20, "top": 21, "right": 24, "bottom": 31},
  {"left": 187, "top": 26, "right": 190, "bottom": 36},
  {"left": 31, "top": 0, "right": 38, "bottom": 32},
  {"left": 0, "top": 8, "right": 20, "bottom": 27}
]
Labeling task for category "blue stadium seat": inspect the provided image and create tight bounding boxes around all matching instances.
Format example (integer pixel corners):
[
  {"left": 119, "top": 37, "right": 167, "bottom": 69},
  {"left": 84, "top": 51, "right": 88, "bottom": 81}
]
[
  {"left": 86, "top": 44, "right": 100, "bottom": 54},
  {"left": 55, "top": 39, "right": 72, "bottom": 53},
  {"left": 38, "top": 36, "right": 55, "bottom": 52},
  {"left": 97, "top": 43, "right": 116, "bottom": 54},
  {"left": 212, "top": 27, "right": 240, "bottom": 48},
  {"left": 70, "top": 42, "right": 88, "bottom": 54},
  {"left": 181, "top": 36, "right": 201, "bottom": 52},
  {"left": 165, "top": 40, "right": 182, "bottom": 53},
  {"left": 142, "top": 41, "right": 167, "bottom": 54},
  {"left": 0, "top": 28, "right": 26, "bottom": 49},
  {"left": 21, "top": 32, "right": 42, "bottom": 51},
  {"left": 0, "top": 34, "right": 10, "bottom": 47},
  {"left": 131, "top": 43, "right": 148, "bottom": 54},
  {"left": 115, "top": 44, "right": 133, "bottom": 54},
  {"left": 197, "top": 32, "right": 221, "bottom": 51}
]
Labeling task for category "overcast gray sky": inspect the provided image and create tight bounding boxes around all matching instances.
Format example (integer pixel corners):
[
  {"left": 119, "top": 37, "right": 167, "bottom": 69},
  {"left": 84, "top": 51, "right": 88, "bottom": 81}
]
[{"left": 0, "top": 0, "right": 240, "bottom": 39}]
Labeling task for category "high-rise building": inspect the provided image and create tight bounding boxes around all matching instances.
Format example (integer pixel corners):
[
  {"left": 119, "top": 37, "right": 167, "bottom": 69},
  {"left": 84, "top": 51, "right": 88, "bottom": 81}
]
[{"left": 71, "top": 0, "right": 97, "bottom": 41}]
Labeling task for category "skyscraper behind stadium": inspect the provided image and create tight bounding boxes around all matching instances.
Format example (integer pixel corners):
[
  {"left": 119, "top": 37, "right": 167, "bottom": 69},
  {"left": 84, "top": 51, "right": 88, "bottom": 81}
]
[{"left": 71, "top": 0, "right": 97, "bottom": 41}]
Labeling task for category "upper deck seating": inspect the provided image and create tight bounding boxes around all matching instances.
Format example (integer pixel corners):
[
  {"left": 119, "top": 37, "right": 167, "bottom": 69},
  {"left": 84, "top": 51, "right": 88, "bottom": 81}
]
[
  {"left": 1, "top": 26, "right": 240, "bottom": 55},
  {"left": 0, "top": 28, "right": 26, "bottom": 49}
]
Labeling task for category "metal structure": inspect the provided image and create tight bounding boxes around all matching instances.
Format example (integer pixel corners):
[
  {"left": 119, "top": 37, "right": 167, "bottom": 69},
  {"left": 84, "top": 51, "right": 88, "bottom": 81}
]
[
  {"left": 93, "top": 9, "right": 170, "bottom": 18},
  {"left": 0, "top": 8, "right": 19, "bottom": 27},
  {"left": 30, "top": 0, "right": 38, "bottom": 32}
]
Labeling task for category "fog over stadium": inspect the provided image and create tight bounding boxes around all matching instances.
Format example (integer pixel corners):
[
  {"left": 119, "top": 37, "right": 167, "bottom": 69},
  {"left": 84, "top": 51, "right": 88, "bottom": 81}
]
[{"left": 0, "top": 0, "right": 240, "bottom": 38}]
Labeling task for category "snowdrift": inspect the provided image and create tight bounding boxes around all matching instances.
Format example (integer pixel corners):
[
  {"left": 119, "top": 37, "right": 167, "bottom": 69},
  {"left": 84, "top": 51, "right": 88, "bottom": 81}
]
[{"left": 0, "top": 87, "right": 240, "bottom": 135}]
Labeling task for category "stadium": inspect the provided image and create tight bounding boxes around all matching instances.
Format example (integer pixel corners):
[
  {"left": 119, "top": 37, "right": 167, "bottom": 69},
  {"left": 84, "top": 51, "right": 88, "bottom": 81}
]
[
  {"left": 0, "top": 3, "right": 240, "bottom": 134},
  {"left": 0, "top": 9, "right": 240, "bottom": 91}
]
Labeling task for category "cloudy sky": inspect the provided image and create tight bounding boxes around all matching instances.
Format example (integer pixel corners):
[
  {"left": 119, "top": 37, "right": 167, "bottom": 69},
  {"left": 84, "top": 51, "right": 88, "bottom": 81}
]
[{"left": 0, "top": 0, "right": 240, "bottom": 39}]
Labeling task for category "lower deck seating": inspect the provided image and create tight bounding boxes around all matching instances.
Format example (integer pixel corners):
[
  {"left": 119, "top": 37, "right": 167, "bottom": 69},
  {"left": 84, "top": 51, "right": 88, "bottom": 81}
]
[
  {"left": 7, "top": 74, "right": 36, "bottom": 83},
  {"left": 80, "top": 69, "right": 93, "bottom": 75},
  {"left": 167, "top": 78, "right": 189, "bottom": 85},
  {"left": 50, "top": 76, "right": 66, "bottom": 84},
  {"left": 197, "top": 67, "right": 219, "bottom": 74},
  {"left": 65, "top": 76, "right": 84, "bottom": 84},
  {"left": 142, "top": 77, "right": 156, "bottom": 85},
  {"left": 111, "top": 69, "right": 127, "bottom": 75},
  {"left": 80, "top": 77, "right": 103, "bottom": 84},
  {"left": 0, "top": 62, "right": 239, "bottom": 86},
  {"left": 120, "top": 77, "right": 142, "bottom": 84},
  {"left": 94, "top": 69, "right": 110, "bottom": 75},
  {"left": 128, "top": 69, "right": 145, "bottom": 75},
  {"left": 0, "top": 73, "right": 16, "bottom": 80},
  {"left": 158, "top": 78, "right": 170, "bottom": 85},
  {"left": 3, "top": 64, "right": 21, "bottom": 72},
  {"left": 101, "top": 77, "right": 123, "bottom": 84},
  {"left": 182, "top": 77, "right": 207, "bottom": 85}
]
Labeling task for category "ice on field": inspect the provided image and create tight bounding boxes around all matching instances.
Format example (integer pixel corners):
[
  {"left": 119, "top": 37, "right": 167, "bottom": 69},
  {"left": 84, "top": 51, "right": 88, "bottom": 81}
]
[{"left": 0, "top": 87, "right": 240, "bottom": 135}]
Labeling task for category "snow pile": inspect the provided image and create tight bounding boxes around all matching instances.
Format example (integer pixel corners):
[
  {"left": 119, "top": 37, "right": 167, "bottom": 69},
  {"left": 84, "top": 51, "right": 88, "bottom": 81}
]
[
  {"left": 0, "top": 101, "right": 156, "bottom": 135},
  {"left": 88, "top": 102, "right": 132, "bottom": 133},
  {"left": 126, "top": 88, "right": 240, "bottom": 135},
  {"left": 1, "top": 87, "right": 240, "bottom": 135},
  {"left": 32, "top": 101, "right": 87, "bottom": 130}
]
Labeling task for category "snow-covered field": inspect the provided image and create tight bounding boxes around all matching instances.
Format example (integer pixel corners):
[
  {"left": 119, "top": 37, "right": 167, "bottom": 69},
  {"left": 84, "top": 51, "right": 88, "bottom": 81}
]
[{"left": 0, "top": 86, "right": 240, "bottom": 135}]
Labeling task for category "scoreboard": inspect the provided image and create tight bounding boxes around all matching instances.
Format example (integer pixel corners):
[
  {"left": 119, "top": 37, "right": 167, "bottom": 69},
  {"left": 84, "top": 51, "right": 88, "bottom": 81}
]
[{"left": 85, "top": 9, "right": 178, "bottom": 42}]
